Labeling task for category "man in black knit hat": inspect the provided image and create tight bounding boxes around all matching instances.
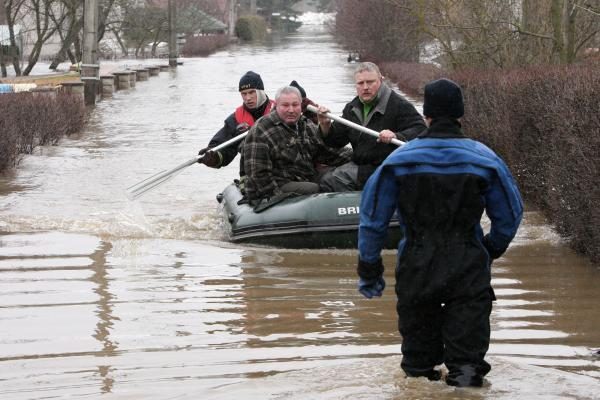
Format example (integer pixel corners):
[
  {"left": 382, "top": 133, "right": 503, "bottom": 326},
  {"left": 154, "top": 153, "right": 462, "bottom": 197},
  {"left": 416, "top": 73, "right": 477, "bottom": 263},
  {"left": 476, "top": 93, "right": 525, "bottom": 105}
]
[
  {"left": 289, "top": 80, "right": 318, "bottom": 124},
  {"left": 197, "top": 71, "right": 274, "bottom": 174},
  {"left": 357, "top": 78, "right": 523, "bottom": 387}
]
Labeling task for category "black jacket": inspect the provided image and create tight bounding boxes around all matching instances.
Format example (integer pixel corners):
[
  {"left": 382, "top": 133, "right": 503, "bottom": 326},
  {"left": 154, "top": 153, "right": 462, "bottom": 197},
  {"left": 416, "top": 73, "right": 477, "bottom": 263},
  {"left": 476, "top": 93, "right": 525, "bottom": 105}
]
[{"left": 208, "top": 113, "right": 241, "bottom": 167}]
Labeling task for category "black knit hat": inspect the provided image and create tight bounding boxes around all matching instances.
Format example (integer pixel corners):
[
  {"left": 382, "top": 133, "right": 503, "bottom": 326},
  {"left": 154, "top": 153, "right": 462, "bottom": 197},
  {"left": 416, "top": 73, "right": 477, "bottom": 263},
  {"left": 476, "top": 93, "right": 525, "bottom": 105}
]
[
  {"left": 239, "top": 71, "right": 264, "bottom": 91},
  {"left": 423, "top": 78, "right": 464, "bottom": 119},
  {"left": 289, "top": 80, "right": 306, "bottom": 98}
]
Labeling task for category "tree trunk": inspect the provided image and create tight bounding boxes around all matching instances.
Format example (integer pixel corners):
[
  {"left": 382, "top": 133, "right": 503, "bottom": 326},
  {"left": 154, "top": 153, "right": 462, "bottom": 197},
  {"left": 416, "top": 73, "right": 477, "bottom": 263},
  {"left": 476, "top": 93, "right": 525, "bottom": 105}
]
[
  {"left": 22, "top": 40, "right": 44, "bottom": 75},
  {"left": 66, "top": 48, "right": 76, "bottom": 64},
  {"left": 9, "top": 33, "right": 21, "bottom": 75},
  {"left": 550, "top": 0, "right": 566, "bottom": 63},
  {"left": 49, "top": 17, "right": 83, "bottom": 70},
  {"left": 4, "top": 0, "right": 23, "bottom": 76},
  {"left": 112, "top": 28, "right": 128, "bottom": 57},
  {"left": 0, "top": 46, "right": 6, "bottom": 77},
  {"left": 98, "top": 0, "right": 115, "bottom": 42},
  {"left": 565, "top": 0, "right": 578, "bottom": 63}
]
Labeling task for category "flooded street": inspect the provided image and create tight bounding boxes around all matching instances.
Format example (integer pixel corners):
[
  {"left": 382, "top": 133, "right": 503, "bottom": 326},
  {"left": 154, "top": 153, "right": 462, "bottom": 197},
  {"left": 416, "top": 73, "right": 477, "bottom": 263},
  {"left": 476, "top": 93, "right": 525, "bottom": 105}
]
[{"left": 1, "top": 24, "right": 599, "bottom": 399}]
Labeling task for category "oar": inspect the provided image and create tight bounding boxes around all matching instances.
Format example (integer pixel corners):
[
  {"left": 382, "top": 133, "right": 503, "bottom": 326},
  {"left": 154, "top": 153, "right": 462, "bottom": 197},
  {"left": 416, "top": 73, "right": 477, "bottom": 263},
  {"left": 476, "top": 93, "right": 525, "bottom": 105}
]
[
  {"left": 307, "top": 104, "right": 405, "bottom": 146},
  {"left": 126, "top": 131, "right": 249, "bottom": 200}
]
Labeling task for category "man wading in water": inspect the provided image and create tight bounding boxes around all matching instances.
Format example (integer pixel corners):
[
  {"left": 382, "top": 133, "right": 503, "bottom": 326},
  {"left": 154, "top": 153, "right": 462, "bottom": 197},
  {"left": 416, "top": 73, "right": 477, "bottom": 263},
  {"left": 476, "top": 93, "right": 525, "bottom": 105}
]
[{"left": 356, "top": 78, "right": 523, "bottom": 387}]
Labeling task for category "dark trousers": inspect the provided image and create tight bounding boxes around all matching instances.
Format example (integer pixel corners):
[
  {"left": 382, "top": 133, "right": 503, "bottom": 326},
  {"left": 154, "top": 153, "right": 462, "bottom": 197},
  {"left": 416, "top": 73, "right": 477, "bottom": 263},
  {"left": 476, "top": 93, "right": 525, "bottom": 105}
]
[
  {"left": 280, "top": 181, "right": 319, "bottom": 195},
  {"left": 397, "top": 288, "right": 493, "bottom": 382}
]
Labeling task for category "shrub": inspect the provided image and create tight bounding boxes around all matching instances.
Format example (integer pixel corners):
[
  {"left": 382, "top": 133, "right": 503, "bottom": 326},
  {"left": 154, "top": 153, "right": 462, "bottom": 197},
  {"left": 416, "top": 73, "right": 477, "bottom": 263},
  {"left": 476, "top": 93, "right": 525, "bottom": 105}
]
[
  {"left": 181, "top": 34, "right": 230, "bottom": 57},
  {"left": 0, "top": 91, "right": 85, "bottom": 172},
  {"left": 380, "top": 62, "right": 442, "bottom": 97},
  {"left": 446, "top": 65, "right": 600, "bottom": 263},
  {"left": 235, "top": 15, "right": 267, "bottom": 41}
]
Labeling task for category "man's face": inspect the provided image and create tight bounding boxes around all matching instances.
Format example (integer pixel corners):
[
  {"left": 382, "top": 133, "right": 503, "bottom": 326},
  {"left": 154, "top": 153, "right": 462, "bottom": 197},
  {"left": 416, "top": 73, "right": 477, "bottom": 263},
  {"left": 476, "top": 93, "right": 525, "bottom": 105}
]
[
  {"left": 240, "top": 88, "right": 258, "bottom": 109},
  {"left": 355, "top": 70, "right": 382, "bottom": 103},
  {"left": 276, "top": 92, "right": 302, "bottom": 125}
]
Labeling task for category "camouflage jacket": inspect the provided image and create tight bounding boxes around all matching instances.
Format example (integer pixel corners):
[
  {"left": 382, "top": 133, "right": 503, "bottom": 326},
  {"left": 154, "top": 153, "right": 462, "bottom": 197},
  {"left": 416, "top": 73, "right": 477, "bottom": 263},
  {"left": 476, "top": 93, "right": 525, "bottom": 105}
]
[{"left": 243, "top": 111, "right": 350, "bottom": 201}]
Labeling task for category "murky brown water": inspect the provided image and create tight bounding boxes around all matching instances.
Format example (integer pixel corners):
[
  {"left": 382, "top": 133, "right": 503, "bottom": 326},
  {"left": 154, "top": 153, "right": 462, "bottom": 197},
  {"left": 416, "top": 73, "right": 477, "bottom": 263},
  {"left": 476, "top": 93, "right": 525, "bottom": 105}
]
[{"left": 1, "top": 24, "right": 599, "bottom": 400}]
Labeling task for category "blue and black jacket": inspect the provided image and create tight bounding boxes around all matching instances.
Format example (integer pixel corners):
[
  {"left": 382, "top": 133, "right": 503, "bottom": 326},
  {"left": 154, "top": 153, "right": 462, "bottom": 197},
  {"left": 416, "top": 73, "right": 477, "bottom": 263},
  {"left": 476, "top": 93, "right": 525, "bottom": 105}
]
[{"left": 358, "top": 119, "right": 523, "bottom": 302}]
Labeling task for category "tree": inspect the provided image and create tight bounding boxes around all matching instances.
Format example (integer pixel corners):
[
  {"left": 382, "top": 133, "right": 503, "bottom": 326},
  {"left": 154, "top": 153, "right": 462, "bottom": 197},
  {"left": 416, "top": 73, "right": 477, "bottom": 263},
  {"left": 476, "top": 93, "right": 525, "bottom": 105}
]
[
  {"left": 21, "top": 0, "right": 62, "bottom": 76},
  {"left": 335, "top": 0, "right": 420, "bottom": 62},
  {"left": 336, "top": 0, "right": 600, "bottom": 69},
  {"left": 2, "top": 0, "right": 26, "bottom": 76},
  {"left": 418, "top": 0, "right": 600, "bottom": 68},
  {"left": 122, "top": 4, "right": 167, "bottom": 57}
]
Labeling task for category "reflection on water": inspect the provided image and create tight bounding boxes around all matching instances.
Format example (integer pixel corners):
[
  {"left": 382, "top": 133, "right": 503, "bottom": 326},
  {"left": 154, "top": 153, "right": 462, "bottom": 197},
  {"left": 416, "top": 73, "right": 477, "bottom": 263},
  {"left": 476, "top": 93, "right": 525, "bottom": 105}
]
[{"left": 0, "top": 25, "right": 599, "bottom": 399}]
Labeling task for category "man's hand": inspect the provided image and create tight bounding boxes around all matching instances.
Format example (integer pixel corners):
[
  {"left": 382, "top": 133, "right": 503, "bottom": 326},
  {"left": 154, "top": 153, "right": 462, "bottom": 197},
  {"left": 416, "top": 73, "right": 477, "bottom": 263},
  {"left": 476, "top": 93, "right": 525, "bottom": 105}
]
[
  {"left": 198, "top": 149, "right": 221, "bottom": 168},
  {"left": 482, "top": 233, "right": 507, "bottom": 260},
  {"left": 378, "top": 129, "right": 396, "bottom": 144},
  {"left": 317, "top": 105, "right": 332, "bottom": 135},
  {"left": 356, "top": 257, "right": 385, "bottom": 299}
]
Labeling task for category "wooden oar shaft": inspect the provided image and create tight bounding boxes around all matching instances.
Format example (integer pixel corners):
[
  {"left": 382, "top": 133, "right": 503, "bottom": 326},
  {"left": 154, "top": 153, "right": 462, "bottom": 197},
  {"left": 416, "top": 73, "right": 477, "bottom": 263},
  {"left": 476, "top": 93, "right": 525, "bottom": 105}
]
[{"left": 307, "top": 104, "right": 404, "bottom": 147}]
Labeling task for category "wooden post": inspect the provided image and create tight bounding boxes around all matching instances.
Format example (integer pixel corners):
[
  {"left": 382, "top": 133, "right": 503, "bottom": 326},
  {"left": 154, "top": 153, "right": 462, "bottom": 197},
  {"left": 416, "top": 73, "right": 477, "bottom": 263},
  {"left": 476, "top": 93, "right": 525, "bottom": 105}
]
[
  {"left": 100, "top": 75, "right": 114, "bottom": 96},
  {"left": 227, "top": 0, "right": 236, "bottom": 37},
  {"left": 60, "top": 82, "right": 85, "bottom": 103},
  {"left": 168, "top": 0, "right": 177, "bottom": 68},
  {"left": 82, "top": 0, "right": 99, "bottom": 105},
  {"left": 113, "top": 72, "right": 130, "bottom": 90},
  {"left": 134, "top": 68, "right": 149, "bottom": 81},
  {"left": 126, "top": 71, "right": 136, "bottom": 87}
]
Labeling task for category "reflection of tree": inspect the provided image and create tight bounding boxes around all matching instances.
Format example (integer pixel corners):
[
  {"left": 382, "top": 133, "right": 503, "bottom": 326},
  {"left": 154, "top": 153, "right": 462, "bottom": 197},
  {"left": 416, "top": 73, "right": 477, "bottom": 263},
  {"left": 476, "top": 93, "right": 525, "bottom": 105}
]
[{"left": 90, "top": 241, "right": 118, "bottom": 394}]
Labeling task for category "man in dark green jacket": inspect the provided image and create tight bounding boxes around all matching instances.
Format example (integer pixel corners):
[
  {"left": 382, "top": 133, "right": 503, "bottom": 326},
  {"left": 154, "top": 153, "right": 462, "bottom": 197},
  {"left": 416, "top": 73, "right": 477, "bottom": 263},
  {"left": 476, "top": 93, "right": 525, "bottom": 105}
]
[{"left": 318, "top": 62, "right": 426, "bottom": 191}]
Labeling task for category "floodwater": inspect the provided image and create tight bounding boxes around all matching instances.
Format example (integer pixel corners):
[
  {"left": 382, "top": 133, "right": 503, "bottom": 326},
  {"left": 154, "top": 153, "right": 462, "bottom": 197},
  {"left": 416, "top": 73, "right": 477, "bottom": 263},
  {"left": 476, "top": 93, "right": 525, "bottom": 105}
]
[{"left": 1, "top": 24, "right": 599, "bottom": 400}]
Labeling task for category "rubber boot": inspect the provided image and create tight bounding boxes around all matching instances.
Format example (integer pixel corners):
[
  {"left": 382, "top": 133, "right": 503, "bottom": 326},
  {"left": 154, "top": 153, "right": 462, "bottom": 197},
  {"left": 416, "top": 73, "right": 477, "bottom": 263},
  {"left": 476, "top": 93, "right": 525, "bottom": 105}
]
[{"left": 445, "top": 365, "right": 484, "bottom": 387}]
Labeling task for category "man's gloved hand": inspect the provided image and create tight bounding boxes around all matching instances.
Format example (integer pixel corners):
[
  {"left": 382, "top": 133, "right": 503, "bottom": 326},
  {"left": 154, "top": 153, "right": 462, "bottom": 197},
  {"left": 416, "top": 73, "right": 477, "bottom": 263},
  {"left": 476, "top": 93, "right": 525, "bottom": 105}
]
[
  {"left": 356, "top": 257, "right": 385, "bottom": 299},
  {"left": 358, "top": 276, "right": 385, "bottom": 299},
  {"left": 482, "top": 233, "right": 506, "bottom": 260},
  {"left": 198, "top": 148, "right": 221, "bottom": 168}
]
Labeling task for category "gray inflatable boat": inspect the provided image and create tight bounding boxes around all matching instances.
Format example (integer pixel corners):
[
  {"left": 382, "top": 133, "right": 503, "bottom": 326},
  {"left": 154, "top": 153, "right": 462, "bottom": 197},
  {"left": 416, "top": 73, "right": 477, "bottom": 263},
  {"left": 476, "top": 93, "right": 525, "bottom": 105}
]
[{"left": 217, "top": 183, "right": 402, "bottom": 249}]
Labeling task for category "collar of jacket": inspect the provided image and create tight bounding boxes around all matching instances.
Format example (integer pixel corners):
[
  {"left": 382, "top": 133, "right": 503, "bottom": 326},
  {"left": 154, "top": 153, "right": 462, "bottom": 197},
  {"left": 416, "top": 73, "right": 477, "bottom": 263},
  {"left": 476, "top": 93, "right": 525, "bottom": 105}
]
[
  {"left": 419, "top": 117, "right": 465, "bottom": 139},
  {"left": 272, "top": 111, "right": 304, "bottom": 134},
  {"left": 245, "top": 95, "right": 271, "bottom": 120},
  {"left": 350, "top": 83, "right": 392, "bottom": 126}
]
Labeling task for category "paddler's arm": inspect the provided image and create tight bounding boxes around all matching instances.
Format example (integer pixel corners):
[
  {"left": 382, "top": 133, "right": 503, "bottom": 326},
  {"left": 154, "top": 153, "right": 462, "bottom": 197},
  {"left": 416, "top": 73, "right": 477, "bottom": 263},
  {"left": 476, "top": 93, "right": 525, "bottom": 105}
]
[
  {"left": 317, "top": 105, "right": 351, "bottom": 148},
  {"left": 206, "top": 114, "right": 245, "bottom": 167}
]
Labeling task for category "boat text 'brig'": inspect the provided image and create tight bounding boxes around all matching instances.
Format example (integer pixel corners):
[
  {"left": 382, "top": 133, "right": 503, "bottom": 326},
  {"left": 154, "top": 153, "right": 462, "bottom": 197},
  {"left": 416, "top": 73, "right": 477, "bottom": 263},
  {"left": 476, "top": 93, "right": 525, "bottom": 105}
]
[{"left": 338, "top": 206, "right": 360, "bottom": 215}]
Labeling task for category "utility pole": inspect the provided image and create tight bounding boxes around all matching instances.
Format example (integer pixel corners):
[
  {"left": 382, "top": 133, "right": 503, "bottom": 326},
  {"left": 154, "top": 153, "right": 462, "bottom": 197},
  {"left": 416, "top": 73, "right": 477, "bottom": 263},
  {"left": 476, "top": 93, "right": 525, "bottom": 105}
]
[
  {"left": 250, "top": 0, "right": 257, "bottom": 14},
  {"left": 168, "top": 0, "right": 177, "bottom": 67},
  {"left": 228, "top": 0, "right": 236, "bottom": 37},
  {"left": 82, "top": 0, "right": 99, "bottom": 105}
]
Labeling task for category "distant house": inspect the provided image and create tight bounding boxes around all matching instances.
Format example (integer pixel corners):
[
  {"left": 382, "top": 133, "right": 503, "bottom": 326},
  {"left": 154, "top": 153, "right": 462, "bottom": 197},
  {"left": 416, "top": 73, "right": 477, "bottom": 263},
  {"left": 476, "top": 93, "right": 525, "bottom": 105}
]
[
  {"left": 147, "top": 0, "right": 231, "bottom": 35},
  {"left": 191, "top": 10, "right": 228, "bottom": 36}
]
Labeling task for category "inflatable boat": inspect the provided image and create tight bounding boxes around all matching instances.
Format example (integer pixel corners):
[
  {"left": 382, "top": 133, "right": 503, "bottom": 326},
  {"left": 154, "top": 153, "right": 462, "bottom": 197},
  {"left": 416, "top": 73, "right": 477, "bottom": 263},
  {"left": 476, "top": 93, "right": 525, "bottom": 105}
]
[{"left": 217, "top": 183, "right": 402, "bottom": 249}]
